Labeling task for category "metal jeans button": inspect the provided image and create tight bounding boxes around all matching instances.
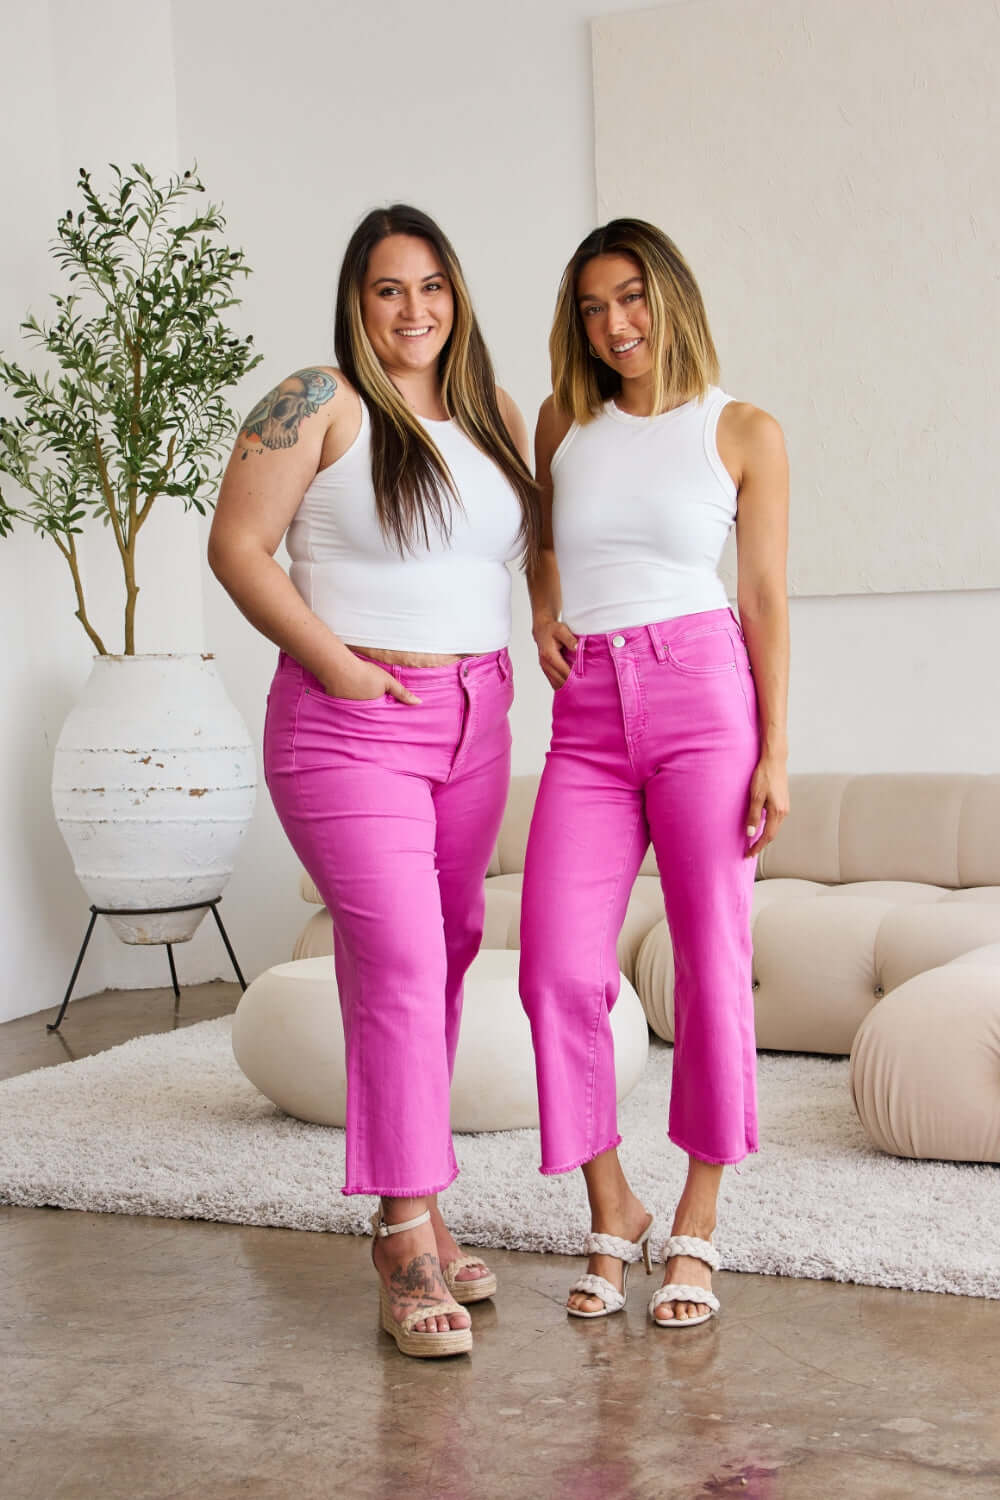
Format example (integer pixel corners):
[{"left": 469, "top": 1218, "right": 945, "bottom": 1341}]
[{"left": 611, "top": 634, "right": 626, "bottom": 648}]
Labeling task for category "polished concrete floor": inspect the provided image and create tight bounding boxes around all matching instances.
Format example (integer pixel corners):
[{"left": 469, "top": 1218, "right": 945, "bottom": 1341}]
[{"left": 2, "top": 984, "right": 998, "bottom": 1500}]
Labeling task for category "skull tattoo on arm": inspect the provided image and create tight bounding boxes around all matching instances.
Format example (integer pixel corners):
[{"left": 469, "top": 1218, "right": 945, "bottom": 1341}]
[{"left": 239, "top": 368, "right": 338, "bottom": 457}]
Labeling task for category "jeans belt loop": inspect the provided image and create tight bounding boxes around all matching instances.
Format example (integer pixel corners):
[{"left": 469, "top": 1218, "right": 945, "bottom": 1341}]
[
  {"left": 576, "top": 635, "right": 585, "bottom": 678},
  {"left": 497, "top": 650, "right": 511, "bottom": 683},
  {"left": 646, "top": 623, "right": 667, "bottom": 663}
]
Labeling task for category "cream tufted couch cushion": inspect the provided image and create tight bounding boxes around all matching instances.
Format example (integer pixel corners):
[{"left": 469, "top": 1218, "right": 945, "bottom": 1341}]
[{"left": 850, "top": 943, "right": 1000, "bottom": 1162}]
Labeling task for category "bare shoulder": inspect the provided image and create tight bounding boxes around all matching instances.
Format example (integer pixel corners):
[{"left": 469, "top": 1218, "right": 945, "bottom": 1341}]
[
  {"left": 496, "top": 383, "right": 527, "bottom": 434},
  {"left": 718, "top": 400, "right": 787, "bottom": 486},
  {"left": 720, "top": 401, "right": 786, "bottom": 456},
  {"left": 495, "top": 385, "right": 532, "bottom": 467},
  {"left": 532, "top": 396, "right": 574, "bottom": 495},
  {"left": 536, "top": 393, "right": 573, "bottom": 447},
  {"left": 237, "top": 365, "right": 358, "bottom": 458},
  {"left": 495, "top": 384, "right": 518, "bottom": 421}
]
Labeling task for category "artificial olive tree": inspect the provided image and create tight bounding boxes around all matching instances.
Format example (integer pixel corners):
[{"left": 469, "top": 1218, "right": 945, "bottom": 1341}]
[{"left": 0, "top": 163, "right": 261, "bottom": 653}]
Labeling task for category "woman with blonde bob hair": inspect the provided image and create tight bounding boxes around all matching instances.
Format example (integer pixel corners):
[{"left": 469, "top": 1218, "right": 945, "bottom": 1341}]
[
  {"left": 520, "top": 218, "right": 789, "bottom": 1330},
  {"left": 210, "top": 205, "right": 537, "bottom": 1360}
]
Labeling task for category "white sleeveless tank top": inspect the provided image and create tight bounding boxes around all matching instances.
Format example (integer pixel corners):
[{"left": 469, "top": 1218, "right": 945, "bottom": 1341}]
[
  {"left": 286, "top": 402, "right": 524, "bottom": 653},
  {"left": 551, "top": 387, "right": 737, "bottom": 634}
]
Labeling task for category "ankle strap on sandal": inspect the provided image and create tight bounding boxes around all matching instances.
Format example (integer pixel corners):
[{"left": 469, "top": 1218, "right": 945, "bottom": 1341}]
[{"left": 371, "top": 1208, "right": 431, "bottom": 1238}]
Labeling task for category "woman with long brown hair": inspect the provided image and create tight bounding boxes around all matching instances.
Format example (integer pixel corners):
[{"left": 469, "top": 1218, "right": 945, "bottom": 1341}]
[
  {"left": 520, "top": 218, "right": 789, "bottom": 1330},
  {"left": 209, "top": 205, "right": 537, "bottom": 1359}
]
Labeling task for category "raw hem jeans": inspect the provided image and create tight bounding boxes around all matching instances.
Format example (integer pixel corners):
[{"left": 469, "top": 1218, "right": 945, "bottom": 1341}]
[
  {"left": 519, "top": 609, "right": 761, "bottom": 1172},
  {"left": 264, "top": 648, "right": 514, "bottom": 1197}
]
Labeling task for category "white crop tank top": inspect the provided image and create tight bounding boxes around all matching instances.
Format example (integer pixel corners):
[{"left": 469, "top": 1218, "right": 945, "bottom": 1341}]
[
  {"left": 551, "top": 387, "right": 737, "bottom": 634},
  {"left": 286, "top": 402, "right": 524, "bottom": 653}
]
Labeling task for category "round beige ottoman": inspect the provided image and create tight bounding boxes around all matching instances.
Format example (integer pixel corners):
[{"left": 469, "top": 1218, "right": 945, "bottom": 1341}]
[
  {"left": 233, "top": 947, "right": 649, "bottom": 1132},
  {"left": 849, "top": 943, "right": 1000, "bottom": 1163}
]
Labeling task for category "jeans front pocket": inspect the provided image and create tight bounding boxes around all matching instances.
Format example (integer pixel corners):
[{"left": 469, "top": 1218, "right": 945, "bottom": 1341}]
[
  {"left": 553, "top": 640, "right": 584, "bottom": 693},
  {"left": 306, "top": 684, "right": 393, "bottom": 708},
  {"left": 666, "top": 625, "right": 740, "bottom": 675}
]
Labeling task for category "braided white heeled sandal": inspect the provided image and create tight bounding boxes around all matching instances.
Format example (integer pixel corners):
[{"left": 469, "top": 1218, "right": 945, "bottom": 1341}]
[
  {"left": 567, "top": 1218, "right": 655, "bottom": 1319},
  {"left": 371, "top": 1209, "right": 473, "bottom": 1358},
  {"left": 648, "top": 1235, "right": 721, "bottom": 1329},
  {"left": 443, "top": 1253, "right": 498, "bottom": 1305}
]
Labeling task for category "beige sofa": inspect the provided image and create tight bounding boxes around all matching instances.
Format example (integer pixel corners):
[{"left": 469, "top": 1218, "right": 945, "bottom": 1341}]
[{"left": 295, "top": 772, "right": 1000, "bottom": 1163}]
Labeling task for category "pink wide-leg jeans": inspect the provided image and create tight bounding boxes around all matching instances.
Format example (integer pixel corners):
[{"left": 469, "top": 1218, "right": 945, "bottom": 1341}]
[
  {"left": 263, "top": 648, "right": 514, "bottom": 1197},
  {"left": 519, "top": 608, "right": 761, "bottom": 1172}
]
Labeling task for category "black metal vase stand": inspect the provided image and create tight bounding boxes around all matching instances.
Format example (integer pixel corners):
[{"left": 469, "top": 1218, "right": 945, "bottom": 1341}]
[{"left": 48, "top": 898, "right": 247, "bottom": 1032}]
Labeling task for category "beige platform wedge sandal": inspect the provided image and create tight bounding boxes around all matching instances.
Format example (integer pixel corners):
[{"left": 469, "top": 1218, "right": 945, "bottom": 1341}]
[
  {"left": 371, "top": 1209, "right": 473, "bottom": 1358},
  {"left": 442, "top": 1253, "right": 498, "bottom": 1305}
]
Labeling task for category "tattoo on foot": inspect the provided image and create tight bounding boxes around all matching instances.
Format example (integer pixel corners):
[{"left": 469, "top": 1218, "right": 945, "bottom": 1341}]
[
  {"left": 238, "top": 368, "right": 337, "bottom": 457},
  {"left": 387, "top": 1252, "right": 446, "bottom": 1317}
]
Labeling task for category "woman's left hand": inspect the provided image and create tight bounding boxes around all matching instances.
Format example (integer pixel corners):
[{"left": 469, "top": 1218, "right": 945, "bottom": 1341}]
[{"left": 745, "top": 755, "right": 790, "bottom": 857}]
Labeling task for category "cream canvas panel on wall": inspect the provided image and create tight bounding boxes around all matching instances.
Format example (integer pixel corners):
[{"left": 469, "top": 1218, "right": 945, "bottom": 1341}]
[{"left": 592, "top": 0, "right": 999, "bottom": 596}]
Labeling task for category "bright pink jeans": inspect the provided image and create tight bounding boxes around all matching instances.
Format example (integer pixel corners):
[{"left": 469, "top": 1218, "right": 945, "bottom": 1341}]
[
  {"left": 519, "top": 609, "right": 761, "bottom": 1171},
  {"left": 263, "top": 648, "right": 514, "bottom": 1196}
]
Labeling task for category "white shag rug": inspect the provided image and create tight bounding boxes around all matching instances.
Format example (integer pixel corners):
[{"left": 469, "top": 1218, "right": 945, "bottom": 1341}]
[{"left": 0, "top": 1018, "right": 996, "bottom": 1300}]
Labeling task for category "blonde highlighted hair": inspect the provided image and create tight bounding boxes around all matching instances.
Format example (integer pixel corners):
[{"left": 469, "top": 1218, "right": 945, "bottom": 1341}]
[
  {"left": 334, "top": 205, "right": 538, "bottom": 563},
  {"left": 550, "top": 219, "right": 720, "bottom": 424}
]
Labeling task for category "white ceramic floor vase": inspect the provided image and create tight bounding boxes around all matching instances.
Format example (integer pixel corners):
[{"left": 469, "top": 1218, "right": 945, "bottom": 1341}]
[{"left": 52, "top": 654, "right": 257, "bottom": 944}]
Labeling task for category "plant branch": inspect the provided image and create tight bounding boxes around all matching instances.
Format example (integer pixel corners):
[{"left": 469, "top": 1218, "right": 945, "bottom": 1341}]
[
  {"left": 128, "top": 306, "right": 143, "bottom": 527},
  {"left": 136, "top": 433, "right": 176, "bottom": 531},
  {"left": 51, "top": 529, "right": 109, "bottom": 655},
  {"left": 91, "top": 428, "right": 128, "bottom": 561}
]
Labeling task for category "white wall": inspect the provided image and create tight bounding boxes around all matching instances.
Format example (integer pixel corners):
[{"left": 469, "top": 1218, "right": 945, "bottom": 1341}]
[
  {"left": 2, "top": 0, "right": 997, "bottom": 1023},
  {"left": 594, "top": 0, "right": 1000, "bottom": 597},
  {"left": 0, "top": 0, "right": 218, "bottom": 1023}
]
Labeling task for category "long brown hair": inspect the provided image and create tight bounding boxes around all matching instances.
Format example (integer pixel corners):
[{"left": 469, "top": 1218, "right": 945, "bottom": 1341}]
[
  {"left": 334, "top": 205, "right": 538, "bottom": 563},
  {"left": 550, "top": 219, "right": 720, "bottom": 424}
]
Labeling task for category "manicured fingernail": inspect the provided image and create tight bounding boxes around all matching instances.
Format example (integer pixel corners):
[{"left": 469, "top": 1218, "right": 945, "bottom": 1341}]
[{"left": 747, "top": 825, "right": 756, "bottom": 836}]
